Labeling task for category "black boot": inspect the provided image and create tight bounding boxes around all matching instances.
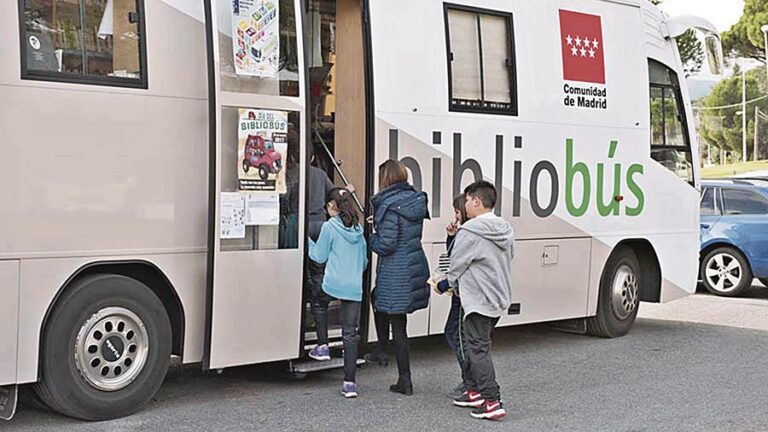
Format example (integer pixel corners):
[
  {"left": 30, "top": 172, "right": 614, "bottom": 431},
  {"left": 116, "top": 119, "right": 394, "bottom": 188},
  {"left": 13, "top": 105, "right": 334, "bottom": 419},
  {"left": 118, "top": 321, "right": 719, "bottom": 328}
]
[{"left": 389, "top": 376, "right": 413, "bottom": 396}]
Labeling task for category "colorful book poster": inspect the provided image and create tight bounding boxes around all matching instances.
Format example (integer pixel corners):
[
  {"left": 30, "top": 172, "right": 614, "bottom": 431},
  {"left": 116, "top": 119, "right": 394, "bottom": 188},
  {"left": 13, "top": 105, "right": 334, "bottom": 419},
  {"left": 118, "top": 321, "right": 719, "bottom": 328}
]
[
  {"left": 237, "top": 109, "right": 288, "bottom": 193},
  {"left": 232, "top": 0, "right": 280, "bottom": 77}
]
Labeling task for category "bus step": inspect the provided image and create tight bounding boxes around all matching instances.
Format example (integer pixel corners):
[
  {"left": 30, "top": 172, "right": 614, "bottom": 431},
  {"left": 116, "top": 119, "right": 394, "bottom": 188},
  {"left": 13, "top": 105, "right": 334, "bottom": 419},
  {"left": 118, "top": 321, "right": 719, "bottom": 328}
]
[
  {"left": 303, "top": 340, "right": 344, "bottom": 351},
  {"left": 290, "top": 358, "right": 366, "bottom": 374}
]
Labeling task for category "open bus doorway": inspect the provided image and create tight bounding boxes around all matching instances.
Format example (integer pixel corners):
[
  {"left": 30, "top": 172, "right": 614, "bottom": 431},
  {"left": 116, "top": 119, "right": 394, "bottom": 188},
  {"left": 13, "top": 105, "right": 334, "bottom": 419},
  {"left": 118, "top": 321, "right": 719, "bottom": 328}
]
[{"left": 296, "top": 0, "right": 370, "bottom": 372}]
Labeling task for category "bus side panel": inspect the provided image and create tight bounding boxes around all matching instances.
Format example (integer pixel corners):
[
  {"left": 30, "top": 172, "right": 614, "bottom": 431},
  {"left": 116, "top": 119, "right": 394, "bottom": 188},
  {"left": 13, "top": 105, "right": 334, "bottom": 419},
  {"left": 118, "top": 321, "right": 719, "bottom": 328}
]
[
  {"left": 15, "top": 254, "right": 206, "bottom": 384},
  {"left": 0, "top": 261, "right": 20, "bottom": 386}
]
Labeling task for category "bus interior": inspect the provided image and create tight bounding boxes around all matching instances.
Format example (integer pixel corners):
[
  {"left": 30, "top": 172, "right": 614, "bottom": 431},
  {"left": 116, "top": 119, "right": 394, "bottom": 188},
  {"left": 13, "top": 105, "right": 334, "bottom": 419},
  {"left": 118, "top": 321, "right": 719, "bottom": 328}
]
[{"left": 300, "top": 0, "right": 369, "bottom": 369}]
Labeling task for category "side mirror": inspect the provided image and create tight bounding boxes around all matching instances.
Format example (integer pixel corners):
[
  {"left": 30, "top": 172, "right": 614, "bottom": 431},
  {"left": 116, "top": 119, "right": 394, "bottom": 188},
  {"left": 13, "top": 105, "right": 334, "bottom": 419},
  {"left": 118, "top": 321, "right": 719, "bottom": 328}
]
[{"left": 704, "top": 34, "right": 724, "bottom": 76}]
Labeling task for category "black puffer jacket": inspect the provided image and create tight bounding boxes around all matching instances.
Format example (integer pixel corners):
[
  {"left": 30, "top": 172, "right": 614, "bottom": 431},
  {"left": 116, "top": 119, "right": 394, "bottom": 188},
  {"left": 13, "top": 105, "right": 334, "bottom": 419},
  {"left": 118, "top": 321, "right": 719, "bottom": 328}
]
[{"left": 370, "top": 182, "right": 430, "bottom": 314}]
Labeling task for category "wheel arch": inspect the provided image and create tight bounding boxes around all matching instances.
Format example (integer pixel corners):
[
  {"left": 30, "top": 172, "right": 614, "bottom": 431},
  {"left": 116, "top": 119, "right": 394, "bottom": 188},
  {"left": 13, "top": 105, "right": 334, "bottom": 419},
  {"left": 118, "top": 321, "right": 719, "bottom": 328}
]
[
  {"left": 700, "top": 240, "right": 746, "bottom": 263},
  {"left": 611, "top": 239, "right": 662, "bottom": 303},
  {"left": 38, "top": 260, "right": 185, "bottom": 377}
]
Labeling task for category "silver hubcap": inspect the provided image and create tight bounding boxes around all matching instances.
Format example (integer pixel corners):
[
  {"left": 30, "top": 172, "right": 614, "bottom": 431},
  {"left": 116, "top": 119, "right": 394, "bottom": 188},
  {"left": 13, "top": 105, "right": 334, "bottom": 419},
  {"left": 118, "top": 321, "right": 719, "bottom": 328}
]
[
  {"left": 75, "top": 307, "right": 149, "bottom": 392},
  {"left": 611, "top": 265, "right": 638, "bottom": 320},
  {"left": 705, "top": 253, "right": 742, "bottom": 293}
]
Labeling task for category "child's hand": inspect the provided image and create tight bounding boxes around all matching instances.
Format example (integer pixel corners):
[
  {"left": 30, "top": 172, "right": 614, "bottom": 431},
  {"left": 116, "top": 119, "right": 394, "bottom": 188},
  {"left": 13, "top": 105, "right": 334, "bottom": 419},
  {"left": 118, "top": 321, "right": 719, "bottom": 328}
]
[
  {"left": 428, "top": 272, "right": 449, "bottom": 295},
  {"left": 437, "top": 279, "right": 451, "bottom": 294},
  {"left": 446, "top": 220, "right": 459, "bottom": 237}
]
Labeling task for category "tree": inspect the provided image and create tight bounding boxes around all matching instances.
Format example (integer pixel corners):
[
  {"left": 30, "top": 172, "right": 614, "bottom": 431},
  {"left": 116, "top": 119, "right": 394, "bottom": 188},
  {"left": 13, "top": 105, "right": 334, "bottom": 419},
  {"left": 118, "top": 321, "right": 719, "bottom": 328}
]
[
  {"left": 649, "top": 0, "right": 705, "bottom": 77},
  {"left": 677, "top": 30, "right": 704, "bottom": 77},
  {"left": 721, "top": 0, "right": 768, "bottom": 63},
  {"left": 697, "top": 66, "right": 768, "bottom": 160}
]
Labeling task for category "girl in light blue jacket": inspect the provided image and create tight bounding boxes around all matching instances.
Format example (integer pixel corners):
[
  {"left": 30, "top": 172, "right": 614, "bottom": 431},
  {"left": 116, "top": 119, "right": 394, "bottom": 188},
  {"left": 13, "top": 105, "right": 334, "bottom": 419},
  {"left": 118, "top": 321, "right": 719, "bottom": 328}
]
[{"left": 308, "top": 188, "right": 368, "bottom": 398}]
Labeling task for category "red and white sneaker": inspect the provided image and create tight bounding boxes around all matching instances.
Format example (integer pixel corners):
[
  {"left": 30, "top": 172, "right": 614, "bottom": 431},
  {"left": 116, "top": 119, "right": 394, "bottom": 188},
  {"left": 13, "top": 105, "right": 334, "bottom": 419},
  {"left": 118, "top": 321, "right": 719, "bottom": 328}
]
[
  {"left": 453, "top": 390, "right": 485, "bottom": 408},
  {"left": 470, "top": 400, "right": 506, "bottom": 420}
]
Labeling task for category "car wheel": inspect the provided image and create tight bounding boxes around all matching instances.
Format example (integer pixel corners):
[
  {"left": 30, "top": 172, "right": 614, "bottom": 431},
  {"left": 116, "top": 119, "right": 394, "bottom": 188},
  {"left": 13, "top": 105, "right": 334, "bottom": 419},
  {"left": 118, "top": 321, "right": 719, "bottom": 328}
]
[
  {"left": 33, "top": 274, "right": 171, "bottom": 421},
  {"left": 258, "top": 165, "right": 269, "bottom": 180},
  {"left": 586, "top": 246, "right": 640, "bottom": 338},
  {"left": 242, "top": 159, "right": 250, "bottom": 173},
  {"left": 700, "top": 247, "right": 752, "bottom": 297}
]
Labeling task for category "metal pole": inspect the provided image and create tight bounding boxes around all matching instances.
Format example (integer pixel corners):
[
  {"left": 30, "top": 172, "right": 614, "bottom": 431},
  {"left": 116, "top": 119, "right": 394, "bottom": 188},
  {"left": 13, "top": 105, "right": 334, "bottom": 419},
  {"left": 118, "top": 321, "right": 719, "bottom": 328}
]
[
  {"left": 755, "top": 106, "right": 760, "bottom": 161},
  {"left": 743, "top": 69, "right": 748, "bottom": 162},
  {"left": 763, "top": 25, "right": 768, "bottom": 85},
  {"left": 313, "top": 130, "right": 365, "bottom": 213}
]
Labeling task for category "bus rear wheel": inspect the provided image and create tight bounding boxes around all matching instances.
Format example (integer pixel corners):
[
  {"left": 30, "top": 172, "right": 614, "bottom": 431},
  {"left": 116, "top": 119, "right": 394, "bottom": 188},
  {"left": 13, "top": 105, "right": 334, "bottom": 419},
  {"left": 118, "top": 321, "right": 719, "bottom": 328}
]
[
  {"left": 587, "top": 247, "right": 640, "bottom": 338},
  {"left": 34, "top": 274, "right": 171, "bottom": 421}
]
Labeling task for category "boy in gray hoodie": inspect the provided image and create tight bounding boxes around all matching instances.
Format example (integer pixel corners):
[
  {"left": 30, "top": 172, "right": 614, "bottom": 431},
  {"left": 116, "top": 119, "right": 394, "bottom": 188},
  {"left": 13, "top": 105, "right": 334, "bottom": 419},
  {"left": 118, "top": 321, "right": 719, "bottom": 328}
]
[{"left": 440, "top": 180, "right": 514, "bottom": 421}]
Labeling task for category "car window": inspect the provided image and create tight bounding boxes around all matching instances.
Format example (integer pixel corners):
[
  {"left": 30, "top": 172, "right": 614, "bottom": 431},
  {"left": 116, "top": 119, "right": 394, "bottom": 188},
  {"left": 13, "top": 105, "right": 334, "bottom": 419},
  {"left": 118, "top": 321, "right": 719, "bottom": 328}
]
[
  {"left": 722, "top": 188, "right": 768, "bottom": 215},
  {"left": 700, "top": 188, "right": 717, "bottom": 216}
]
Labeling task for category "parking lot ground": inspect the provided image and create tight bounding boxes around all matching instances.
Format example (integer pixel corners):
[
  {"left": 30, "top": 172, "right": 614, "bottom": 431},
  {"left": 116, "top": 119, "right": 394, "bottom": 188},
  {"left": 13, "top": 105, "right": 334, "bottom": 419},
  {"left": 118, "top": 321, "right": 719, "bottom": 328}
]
[
  {"left": 640, "top": 282, "right": 768, "bottom": 331},
  {"left": 5, "top": 286, "right": 768, "bottom": 432}
]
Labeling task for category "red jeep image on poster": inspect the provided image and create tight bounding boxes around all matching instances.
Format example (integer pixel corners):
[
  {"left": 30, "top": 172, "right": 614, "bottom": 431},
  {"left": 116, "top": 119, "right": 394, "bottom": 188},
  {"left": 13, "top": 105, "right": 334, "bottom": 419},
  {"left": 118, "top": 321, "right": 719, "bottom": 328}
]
[{"left": 242, "top": 134, "right": 283, "bottom": 180}]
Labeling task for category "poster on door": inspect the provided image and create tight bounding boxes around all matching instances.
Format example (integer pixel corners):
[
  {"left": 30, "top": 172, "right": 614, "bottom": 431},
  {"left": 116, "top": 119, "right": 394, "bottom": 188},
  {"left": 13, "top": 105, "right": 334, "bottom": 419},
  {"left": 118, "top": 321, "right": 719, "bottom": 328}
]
[
  {"left": 232, "top": 0, "right": 280, "bottom": 77},
  {"left": 220, "top": 192, "right": 246, "bottom": 239},
  {"left": 237, "top": 108, "right": 287, "bottom": 193}
]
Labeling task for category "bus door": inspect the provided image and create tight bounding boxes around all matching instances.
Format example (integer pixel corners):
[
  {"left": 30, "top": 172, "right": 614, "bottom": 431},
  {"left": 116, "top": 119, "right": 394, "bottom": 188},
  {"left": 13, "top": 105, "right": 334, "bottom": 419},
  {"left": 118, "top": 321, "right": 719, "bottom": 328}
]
[
  {"left": 204, "top": 0, "right": 308, "bottom": 370},
  {"left": 299, "top": 0, "right": 372, "bottom": 362}
]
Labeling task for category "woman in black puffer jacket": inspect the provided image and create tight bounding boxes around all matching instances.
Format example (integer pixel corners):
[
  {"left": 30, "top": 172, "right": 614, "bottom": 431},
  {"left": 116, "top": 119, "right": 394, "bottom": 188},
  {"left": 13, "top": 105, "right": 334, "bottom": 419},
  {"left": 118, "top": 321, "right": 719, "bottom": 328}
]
[{"left": 365, "top": 160, "right": 430, "bottom": 396}]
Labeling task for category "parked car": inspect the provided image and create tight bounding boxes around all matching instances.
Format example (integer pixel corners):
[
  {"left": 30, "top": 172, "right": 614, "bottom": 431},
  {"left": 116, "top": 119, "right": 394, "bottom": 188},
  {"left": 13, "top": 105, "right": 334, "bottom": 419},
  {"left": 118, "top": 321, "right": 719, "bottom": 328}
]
[{"left": 699, "top": 181, "right": 768, "bottom": 296}]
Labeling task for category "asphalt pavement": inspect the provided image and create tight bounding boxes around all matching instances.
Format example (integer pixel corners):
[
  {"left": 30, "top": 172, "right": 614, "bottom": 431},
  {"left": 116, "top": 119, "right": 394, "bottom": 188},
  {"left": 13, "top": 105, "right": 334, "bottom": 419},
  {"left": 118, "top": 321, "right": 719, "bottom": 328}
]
[{"left": 4, "top": 284, "right": 768, "bottom": 432}]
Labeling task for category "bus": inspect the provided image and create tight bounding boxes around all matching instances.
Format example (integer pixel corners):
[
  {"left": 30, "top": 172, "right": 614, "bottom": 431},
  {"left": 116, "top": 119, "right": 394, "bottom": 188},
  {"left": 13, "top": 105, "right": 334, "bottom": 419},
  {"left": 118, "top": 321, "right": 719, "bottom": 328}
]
[{"left": 0, "top": 0, "right": 722, "bottom": 421}]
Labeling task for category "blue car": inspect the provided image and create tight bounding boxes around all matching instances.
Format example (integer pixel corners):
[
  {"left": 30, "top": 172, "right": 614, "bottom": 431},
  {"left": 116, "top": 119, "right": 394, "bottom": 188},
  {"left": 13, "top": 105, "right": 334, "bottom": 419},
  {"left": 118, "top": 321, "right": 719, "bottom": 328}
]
[{"left": 699, "top": 180, "right": 768, "bottom": 296}]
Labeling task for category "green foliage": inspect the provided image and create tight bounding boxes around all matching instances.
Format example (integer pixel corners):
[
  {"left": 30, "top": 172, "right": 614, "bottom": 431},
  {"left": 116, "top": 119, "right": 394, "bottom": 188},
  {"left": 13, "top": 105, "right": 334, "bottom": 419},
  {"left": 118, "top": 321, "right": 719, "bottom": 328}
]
[
  {"left": 677, "top": 30, "right": 704, "bottom": 77},
  {"left": 697, "top": 66, "right": 768, "bottom": 160},
  {"left": 721, "top": 0, "right": 768, "bottom": 62}
]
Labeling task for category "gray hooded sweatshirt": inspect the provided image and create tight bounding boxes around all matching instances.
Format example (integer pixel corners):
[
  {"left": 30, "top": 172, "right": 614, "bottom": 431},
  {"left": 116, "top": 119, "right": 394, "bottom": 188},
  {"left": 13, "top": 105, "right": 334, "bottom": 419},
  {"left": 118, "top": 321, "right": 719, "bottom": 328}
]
[{"left": 448, "top": 212, "right": 515, "bottom": 318}]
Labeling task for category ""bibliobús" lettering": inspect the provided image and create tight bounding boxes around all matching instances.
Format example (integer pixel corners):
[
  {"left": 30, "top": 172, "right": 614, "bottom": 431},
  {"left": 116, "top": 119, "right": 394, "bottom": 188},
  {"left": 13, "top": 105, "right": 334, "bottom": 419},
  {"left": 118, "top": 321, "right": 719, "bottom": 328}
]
[{"left": 388, "top": 129, "right": 645, "bottom": 219}]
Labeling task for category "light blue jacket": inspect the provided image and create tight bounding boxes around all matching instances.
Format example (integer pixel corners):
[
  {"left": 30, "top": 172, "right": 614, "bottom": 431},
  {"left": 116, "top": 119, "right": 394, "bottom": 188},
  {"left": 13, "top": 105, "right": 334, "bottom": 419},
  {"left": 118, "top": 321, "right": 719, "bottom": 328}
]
[{"left": 308, "top": 216, "right": 368, "bottom": 301}]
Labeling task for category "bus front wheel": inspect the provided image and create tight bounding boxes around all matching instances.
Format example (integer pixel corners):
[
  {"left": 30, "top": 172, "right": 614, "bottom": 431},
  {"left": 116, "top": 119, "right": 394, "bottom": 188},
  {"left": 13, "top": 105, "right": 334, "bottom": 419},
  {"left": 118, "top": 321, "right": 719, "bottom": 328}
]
[
  {"left": 34, "top": 274, "right": 171, "bottom": 421},
  {"left": 587, "top": 247, "right": 640, "bottom": 338}
]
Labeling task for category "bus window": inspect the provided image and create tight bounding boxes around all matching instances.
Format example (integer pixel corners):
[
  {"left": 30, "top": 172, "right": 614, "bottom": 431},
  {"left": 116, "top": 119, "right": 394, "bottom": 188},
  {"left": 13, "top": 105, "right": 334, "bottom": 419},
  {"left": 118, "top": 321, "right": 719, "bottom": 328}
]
[
  {"left": 648, "top": 58, "right": 693, "bottom": 183},
  {"left": 220, "top": 109, "right": 301, "bottom": 251},
  {"left": 21, "top": 0, "right": 147, "bottom": 88},
  {"left": 444, "top": 4, "right": 517, "bottom": 116}
]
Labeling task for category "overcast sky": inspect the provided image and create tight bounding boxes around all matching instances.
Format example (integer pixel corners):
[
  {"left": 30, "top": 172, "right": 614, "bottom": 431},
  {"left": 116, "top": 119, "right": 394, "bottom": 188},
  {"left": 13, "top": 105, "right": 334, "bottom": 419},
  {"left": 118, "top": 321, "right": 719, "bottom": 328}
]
[{"left": 658, "top": 0, "right": 744, "bottom": 33}]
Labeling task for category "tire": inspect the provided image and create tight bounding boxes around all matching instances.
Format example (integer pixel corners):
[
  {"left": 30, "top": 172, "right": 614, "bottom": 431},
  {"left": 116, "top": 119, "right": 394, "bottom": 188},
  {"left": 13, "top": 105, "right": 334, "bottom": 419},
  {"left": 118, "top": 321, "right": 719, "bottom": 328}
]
[
  {"left": 242, "top": 159, "right": 250, "bottom": 173},
  {"left": 759, "top": 278, "right": 768, "bottom": 288},
  {"left": 33, "top": 274, "right": 171, "bottom": 421},
  {"left": 258, "top": 164, "right": 269, "bottom": 180},
  {"left": 700, "top": 247, "right": 752, "bottom": 297},
  {"left": 587, "top": 247, "right": 641, "bottom": 338}
]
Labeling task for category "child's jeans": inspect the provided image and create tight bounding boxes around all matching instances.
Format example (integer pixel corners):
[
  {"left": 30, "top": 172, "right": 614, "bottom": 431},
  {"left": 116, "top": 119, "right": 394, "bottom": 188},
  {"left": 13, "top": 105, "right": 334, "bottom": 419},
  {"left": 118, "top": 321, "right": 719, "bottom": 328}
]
[
  {"left": 444, "top": 294, "right": 467, "bottom": 383},
  {"left": 463, "top": 312, "right": 501, "bottom": 402},
  {"left": 340, "top": 300, "right": 362, "bottom": 382}
]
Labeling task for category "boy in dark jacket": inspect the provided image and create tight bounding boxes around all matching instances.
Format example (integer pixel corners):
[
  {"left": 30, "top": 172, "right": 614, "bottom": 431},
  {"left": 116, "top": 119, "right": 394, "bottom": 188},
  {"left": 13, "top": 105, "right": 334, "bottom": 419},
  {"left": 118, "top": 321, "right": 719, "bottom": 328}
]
[
  {"left": 439, "top": 181, "right": 514, "bottom": 421},
  {"left": 440, "top": 194, "right": 470, "bottom": 399}
]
